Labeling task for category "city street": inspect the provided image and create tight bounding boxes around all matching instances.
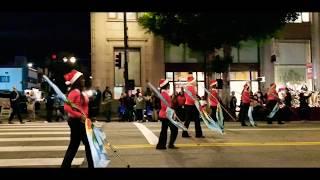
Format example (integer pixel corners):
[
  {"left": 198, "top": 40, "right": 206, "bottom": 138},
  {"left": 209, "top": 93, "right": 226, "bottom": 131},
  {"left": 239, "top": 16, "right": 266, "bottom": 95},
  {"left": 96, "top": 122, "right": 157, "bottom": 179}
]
[{"left": 1, "top": 120, "right": 320, "bottom": 167}]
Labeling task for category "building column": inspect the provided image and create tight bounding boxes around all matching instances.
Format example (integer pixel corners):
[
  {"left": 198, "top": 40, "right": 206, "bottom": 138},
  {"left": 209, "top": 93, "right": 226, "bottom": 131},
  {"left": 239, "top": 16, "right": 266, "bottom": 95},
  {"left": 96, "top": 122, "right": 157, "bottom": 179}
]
[
  {"left": 311, "top": 13, "right": 320, "bottom": 90},
  {"left": 260, "top": 41, "right": 274, "bottom": 91}
]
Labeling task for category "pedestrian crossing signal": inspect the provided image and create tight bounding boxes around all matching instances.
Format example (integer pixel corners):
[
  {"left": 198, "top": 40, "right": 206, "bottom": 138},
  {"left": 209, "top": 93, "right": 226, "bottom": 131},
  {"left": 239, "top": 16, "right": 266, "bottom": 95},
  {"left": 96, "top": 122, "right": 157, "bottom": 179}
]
[{"left": 115, "top": 53, "right": 122, "bottom": 69}]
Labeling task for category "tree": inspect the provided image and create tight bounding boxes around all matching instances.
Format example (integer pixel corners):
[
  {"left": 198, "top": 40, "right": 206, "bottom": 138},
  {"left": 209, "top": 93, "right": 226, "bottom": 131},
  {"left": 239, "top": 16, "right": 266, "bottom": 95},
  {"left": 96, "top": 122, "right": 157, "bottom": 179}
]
[{"left": 138, "top": 12, "right": 298, "bottom": 104}]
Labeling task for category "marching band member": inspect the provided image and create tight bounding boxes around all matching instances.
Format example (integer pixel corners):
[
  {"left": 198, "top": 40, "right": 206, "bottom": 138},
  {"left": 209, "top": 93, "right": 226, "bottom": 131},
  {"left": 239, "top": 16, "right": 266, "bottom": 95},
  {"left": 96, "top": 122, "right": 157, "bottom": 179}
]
[
  {"left": 182, "top": 74, "right": 204, "bottom": 138},
  {"left": 156, "top": 79, "right": 178, "bottom": 150}
]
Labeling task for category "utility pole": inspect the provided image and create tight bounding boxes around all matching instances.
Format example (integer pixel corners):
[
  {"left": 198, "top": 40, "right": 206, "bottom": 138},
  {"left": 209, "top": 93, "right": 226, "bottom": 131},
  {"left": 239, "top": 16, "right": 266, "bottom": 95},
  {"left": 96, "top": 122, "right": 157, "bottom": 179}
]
[{"left": 123, "top": 12, "right": 129, "bottom": 92}]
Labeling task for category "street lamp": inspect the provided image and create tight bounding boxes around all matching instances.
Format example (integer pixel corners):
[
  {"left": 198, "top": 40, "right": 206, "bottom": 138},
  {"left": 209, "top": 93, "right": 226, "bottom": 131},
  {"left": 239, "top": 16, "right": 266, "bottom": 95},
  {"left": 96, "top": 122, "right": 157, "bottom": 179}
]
[
  {"left": 63, "top": 57, "right": 68, "bottom": 63},
  {"left": 70, "top": 57, "right": 76, "bottom": 64},
  {"left": 27, "top": 63, "right": 33, "bottom": 68}
]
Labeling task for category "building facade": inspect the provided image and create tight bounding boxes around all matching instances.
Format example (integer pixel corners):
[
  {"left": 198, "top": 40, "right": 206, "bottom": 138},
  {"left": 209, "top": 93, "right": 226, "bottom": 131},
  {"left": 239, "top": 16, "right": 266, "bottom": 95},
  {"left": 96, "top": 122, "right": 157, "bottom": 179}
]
[{"left": 91, "top": 12, "right": 317, "bottom": 103}]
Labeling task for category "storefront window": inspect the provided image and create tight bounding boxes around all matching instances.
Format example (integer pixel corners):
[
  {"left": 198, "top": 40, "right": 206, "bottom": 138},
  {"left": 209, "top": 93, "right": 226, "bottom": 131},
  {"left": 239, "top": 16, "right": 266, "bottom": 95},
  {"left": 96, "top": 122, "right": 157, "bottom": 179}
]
[
  {"left": 238, "top": 40, "right": 258, "bottom": 63},
  {"left": 230, "top": 71, "right": 250, "bottom": 80},
  {"left": 166, "top": 71, "right": 205, "bottom": 96},
  {"left": 275, "top": 41, "right": 311, "bottom": 90},
  {"left": 197, "top": 72, "right": 205, "bottom": 81},
  {"left": 165, "top": 43, "right": 184, "bottom": 63},
  {"left": 165, "top": 42, "right": 204, "bottom": 63},
  {"left": 166, "top": 72, "right": 173, "bottom": 81},
  {"left": 197, "top": 82, "right": 205, "bottom": 97},
  {"left": 275, "top": 65, "right": 306, "bottom": 89}
]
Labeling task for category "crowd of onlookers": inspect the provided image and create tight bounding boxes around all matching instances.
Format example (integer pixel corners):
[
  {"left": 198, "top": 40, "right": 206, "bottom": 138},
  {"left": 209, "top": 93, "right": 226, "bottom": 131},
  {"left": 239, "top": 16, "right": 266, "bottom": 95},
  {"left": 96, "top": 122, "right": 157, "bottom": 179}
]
[{"left": 2, "top": 83, "right": 319, "bottom": 124}]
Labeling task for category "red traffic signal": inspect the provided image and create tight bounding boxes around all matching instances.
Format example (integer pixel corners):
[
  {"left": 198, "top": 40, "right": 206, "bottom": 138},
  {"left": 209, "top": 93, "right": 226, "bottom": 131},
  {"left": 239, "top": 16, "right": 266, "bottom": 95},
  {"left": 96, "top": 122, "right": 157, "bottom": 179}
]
[
  {"left": 51, "top": 54, "right": 57, "bottom": 60},
  {"left": 115, "top": 53, "right": 122, "bottom": 69}
]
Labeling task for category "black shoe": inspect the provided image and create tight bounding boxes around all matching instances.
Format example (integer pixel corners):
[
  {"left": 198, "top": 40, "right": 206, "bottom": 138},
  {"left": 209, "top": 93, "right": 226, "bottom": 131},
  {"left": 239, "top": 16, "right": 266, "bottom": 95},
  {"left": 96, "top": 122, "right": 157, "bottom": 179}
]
[
  {"left": 267, "top": 122, "right": 273, "bottom": 124},
  {"left": 168, "top": 145, "right": 179, "bottom": 149},
  {"left": 278, "top": 122, "right": 284, "bottom": 124},
  {"left": 196, "top": 135, "right": 205, "bottom": 138},
  {"left": 20, "top": 121, "right": 25, "bottom": 124},
  {"left": 156, "top": 145, "right": 166, "bottom": 150},
  {"left": 182, "top": 134, "right": 191, "bottom": 138},
  {"left": 8, "top": 121, "right": 14, "bottom": 124}
]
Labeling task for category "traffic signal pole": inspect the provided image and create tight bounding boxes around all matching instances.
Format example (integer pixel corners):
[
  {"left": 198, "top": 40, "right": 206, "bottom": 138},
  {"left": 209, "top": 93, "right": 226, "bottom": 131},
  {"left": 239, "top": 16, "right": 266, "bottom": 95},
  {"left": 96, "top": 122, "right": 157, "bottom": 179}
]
[{"left": 123, "top": 12, "right": 129, "bottom": 92}]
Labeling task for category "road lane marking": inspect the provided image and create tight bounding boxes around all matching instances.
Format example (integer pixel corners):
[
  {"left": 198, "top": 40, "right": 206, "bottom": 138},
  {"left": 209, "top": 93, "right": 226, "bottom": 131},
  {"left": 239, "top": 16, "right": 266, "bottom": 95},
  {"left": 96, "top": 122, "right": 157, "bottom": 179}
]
[
  {"left": 105, "top": 141, "right": 320, "bottom": 149},
  {"left": 0, "top": 125, "right": 68, "bottom": 128},
  {"left": 0, "top": 132, "right": 69, "bottom": 135},
  {"left": 0, "top": 158, "right": 84, "bottom": 167},
  {"left": 227, "top": 128, "right": 320, "bottom": 131},
  {"left": 0, "top": 137, "right": 69, "bottom": 142},
  {"left": 0, "top": 146, "right": 84, "bottom": 152},
  {"left": 133, "top": 122, "right": 158, "bottom": 145},
  {"left": 0, "top": 128, "right": 69, "bottom": 131}
]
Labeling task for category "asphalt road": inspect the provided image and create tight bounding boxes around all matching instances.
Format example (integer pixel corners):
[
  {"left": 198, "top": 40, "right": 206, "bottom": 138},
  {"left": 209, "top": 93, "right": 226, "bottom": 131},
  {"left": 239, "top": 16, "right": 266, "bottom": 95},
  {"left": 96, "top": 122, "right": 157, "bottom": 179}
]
[{"left": 1, "top": 120, "right": 320, "bottom": 167}]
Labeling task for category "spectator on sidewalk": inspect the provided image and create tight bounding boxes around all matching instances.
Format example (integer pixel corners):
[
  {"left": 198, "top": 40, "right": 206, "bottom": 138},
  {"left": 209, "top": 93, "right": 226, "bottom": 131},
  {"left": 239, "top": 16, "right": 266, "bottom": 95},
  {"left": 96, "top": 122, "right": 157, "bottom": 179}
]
[{"left": 8, "top": 86, "right": 24, "bottom": 124}]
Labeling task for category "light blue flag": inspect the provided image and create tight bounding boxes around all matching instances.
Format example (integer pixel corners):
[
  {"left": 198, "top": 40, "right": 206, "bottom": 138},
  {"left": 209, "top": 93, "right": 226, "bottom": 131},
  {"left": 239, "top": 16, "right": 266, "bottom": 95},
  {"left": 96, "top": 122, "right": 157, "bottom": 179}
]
[
  {"left": 85, "top": 120, "right": 111, "bottom": 168},
  {"left": 247, "top": 106, "right": 256, "bottom": 127},
  {"left": 147, "top": 82, "right": 188, "bottom": 131},
  {"left": 43, "top": 75, "right": 110, "bottom": 168},
  {"left": 184, "top": 87, "right": 223, "bottom": 135},
  {"left": 42, "top": 75, "right": 67, "bottom": 102},
  {"left": 216, "top": 103, "right": 224, "bottom": 130},
  {"left": 267, "top": 103, "right": 280, "bottom": 118}
]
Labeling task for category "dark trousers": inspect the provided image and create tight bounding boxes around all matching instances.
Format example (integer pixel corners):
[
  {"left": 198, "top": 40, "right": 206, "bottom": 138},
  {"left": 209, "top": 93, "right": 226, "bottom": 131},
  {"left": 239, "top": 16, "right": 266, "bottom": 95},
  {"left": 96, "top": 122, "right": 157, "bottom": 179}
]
[
  {"left": 46, "top": 107, "right": 53, "bottom": 122},
  {"left": 176, "top": 106, "right": 185, "bottom": 121},
  {"left": 8, "top": 104, "right": 22, "bottom": 123},
  {"left": 299, "top": 106, "right": 311, "bottom": 120},
  {"left": 182, "top": 105, "right": 203, "bottom": 137},
  {"left": 266, "top": 100, "right": 281, "bottom": 123},
  {"left": 239, "top": 103, "right": 249, "bottom": 125},
  {"left": 157, "top": 118, "right": 178, "bottom": 148},
  {"left": 55, "top": 107, "right": 65, "bottom": 122},
  {"left": 61, "top": 118, "right": 94, "bottom": 168},
  {"left": 105, "top": 103, "right": 112, "bottom": 121},
  {"left": 210, "top": 106, "right": 217, "bottom": 122},
  {"left": 136, "top": 109, "right": 144, "bottom": 121}
]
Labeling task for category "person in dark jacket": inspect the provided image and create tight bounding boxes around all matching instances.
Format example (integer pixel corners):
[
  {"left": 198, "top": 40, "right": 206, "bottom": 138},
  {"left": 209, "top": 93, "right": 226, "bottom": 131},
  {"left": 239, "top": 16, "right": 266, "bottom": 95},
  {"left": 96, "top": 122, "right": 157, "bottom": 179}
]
[
  {"left": 299, "top": 92, "right": 312, "bottom": 120},
  {"left": 8, "top": 86, "right": 24, "bottom": 124}
]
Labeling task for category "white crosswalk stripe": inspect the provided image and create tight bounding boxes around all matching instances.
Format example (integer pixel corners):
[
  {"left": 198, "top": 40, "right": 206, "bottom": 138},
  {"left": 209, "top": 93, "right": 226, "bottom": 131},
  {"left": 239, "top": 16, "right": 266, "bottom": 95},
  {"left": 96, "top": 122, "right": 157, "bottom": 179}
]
[{"left": 0, "top": 122, "right": 85, "bottom": 167}]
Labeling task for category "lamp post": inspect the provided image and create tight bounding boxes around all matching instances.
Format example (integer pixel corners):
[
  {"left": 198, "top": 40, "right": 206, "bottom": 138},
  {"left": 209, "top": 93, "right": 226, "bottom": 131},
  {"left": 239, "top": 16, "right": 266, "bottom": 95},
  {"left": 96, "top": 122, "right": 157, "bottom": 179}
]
[
  {"left": 123, "top": 12, "right": 129, "bottom": 92},
  {"left": 27, "top": 63, "right": 33, "bottom": 68}
]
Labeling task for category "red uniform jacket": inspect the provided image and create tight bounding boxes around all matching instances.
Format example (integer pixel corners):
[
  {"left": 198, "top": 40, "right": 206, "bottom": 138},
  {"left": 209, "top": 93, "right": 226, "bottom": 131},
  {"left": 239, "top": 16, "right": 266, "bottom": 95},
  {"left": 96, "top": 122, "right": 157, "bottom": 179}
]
[
  {"left": 209, "top": 89, "right": 219, "bottom": 107},
  {"left": 184, "top": 85, "right": 197, "bottom": 105},
  {"left": 159, "top": 90, "right": 172, "bottom": 119},
  {"left": 241, "top": 89, "right": 250, "bottom": 104},
  {"left": 267, "top": 88, "right": 278, "bottom": 101},
  {"left": 64, "top": 89, "right": 89, "bottom": 118}
]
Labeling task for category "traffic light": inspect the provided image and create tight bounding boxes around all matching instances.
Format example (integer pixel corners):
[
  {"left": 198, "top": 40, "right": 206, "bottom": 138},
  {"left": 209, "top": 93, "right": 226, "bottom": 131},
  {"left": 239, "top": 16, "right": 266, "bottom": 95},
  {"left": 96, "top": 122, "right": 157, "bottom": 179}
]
[
  {"left": 115, "top": 52, "right": 122, "bottom": 69},
  {"left": 51, "top": 53, "right": 57, "bottom": 60}
]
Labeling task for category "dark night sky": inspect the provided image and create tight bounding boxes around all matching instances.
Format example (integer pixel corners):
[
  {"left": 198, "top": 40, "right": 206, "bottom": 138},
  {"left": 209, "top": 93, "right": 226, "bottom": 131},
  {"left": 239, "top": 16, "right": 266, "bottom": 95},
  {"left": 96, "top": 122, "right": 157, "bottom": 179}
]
[{"left": 0, "top": 12, "right": 90, "bottom": 65}]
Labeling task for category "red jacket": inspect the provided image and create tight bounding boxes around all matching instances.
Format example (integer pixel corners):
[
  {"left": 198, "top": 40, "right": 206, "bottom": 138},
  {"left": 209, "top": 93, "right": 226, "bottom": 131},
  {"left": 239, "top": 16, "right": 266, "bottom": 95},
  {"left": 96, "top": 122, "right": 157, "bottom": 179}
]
[
  {"left": 241, "top": 89, "right": 250, "bottom": 104},
  {"left": 267, "top": 88, "right": 278, "bottom": 101},
  {"left": 209, "top": 89, "right": 219, "bottom": 107},
  {"left": 159, "top": 90, "right": 171, "bottom": 119},
  {"left": 64, "top": 89, "right": 89, "bottom": 118},
  {"left": 177, "top": 94, "right": 186, "bottom": 106},
  {"left": 184, "top": 85, "right": 197, "bottom": 105}
]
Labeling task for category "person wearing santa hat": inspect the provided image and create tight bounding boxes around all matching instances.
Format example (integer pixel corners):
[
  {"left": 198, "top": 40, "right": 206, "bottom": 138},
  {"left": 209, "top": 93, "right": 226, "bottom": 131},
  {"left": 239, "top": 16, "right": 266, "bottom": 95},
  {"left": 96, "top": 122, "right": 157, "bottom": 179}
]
[
  {"left": 238, "top": 82, "right": 250, "bottom": 126},
  {"left": 209, "top": 80, "right": 220, "bottom": 122},
  {"left": 61, "top": 69, "right": 94, "bottom": 168},
  {"left": 266, "top": 83, "right": 284, "bottom": 124},
  {"left": 182, "top": 74, "right": 204, "bottom": 138},
  {"left": 156, "top": 78, "right": 178, "bottom": 150}
]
